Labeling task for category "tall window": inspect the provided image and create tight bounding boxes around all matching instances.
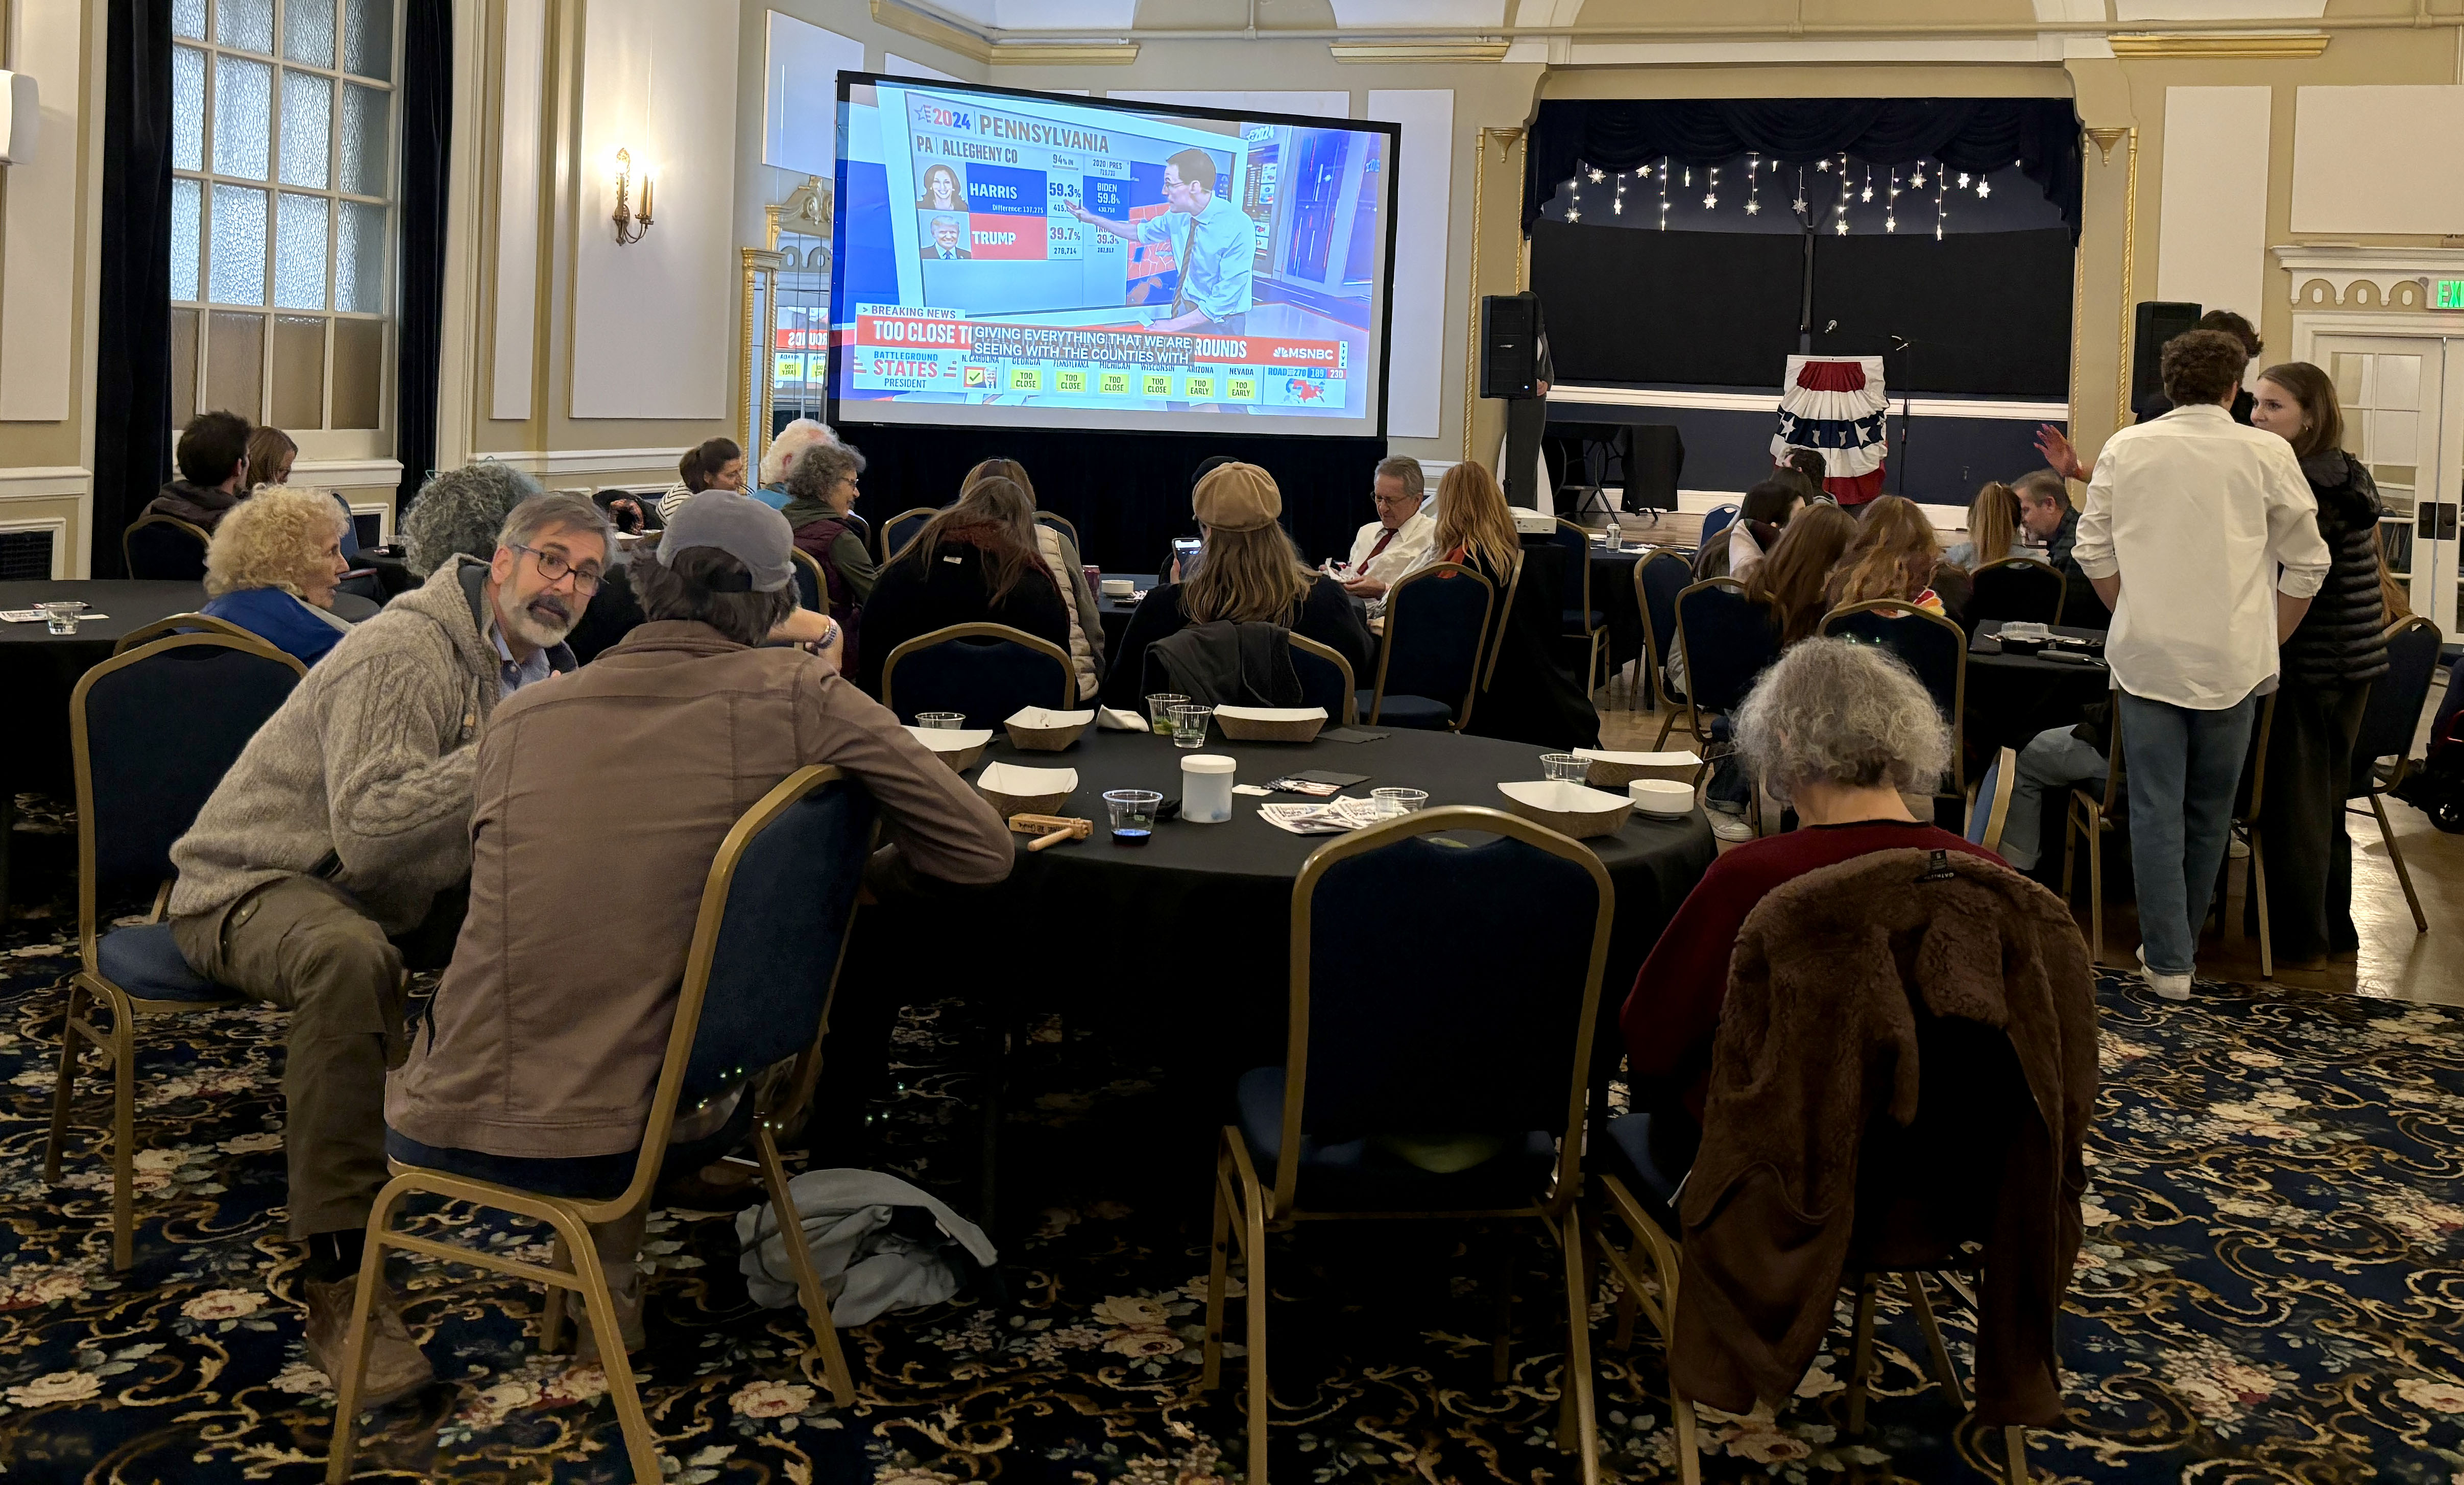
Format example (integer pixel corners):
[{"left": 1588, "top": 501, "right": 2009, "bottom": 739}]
[{"left": 170, "top": 0, "right": 400, "bottom": 438}]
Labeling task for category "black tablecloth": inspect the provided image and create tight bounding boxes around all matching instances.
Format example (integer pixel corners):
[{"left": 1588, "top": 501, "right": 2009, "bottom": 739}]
[
  {"left": 989, "top": 725, "right": 1716, "bottom": 1070},
  {"left": 1591, "top": 546, "right": 1648, "bottom": 675},
  {"left": 1, "top": 580, "right": 210, "bottom": 790},
  {"left": 1094, "top": 572, "right": 1156, "bottom": 666},
  {"left": 1966, "top": 620, "right": 2115, "bottom": 753}
]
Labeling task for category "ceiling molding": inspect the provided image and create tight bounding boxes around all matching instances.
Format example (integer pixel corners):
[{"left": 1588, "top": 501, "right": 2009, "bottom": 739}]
[
  {"left": 1331, "top": 41, "right": 1511, "bottom": 62},
  {"left": 2274, "top": 244, "right": 2464, "bottom": 308},
  {"left": 2107, "top": 32, "right": 2329, "bottom": 59},
  {"left": 871, "top": 0, "right": 997, "bottom": 65},
  {"left": 990, "top": 42, "right": 1142, "bottom": 64}
]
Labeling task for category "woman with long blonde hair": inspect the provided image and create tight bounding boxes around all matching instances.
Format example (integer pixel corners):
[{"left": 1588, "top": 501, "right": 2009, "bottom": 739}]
[
  {"left": 962, "top": 457, "right": 1105, "bottom": 700},
  {"left": 1101, "top": 462, "right": 1376, "bottom": 708},
  {"left": 855, "top": 474, "right": 1074, "bottom": 699},
  {"left": 1945, "top": 481, "right": 2025, "bottom": 570},
  {"left": 1824, "top": 495, "right": 1947, "bottom": 616},
  {"left": 1413, "top": 460, "right": 1599, "bottom": 747}
]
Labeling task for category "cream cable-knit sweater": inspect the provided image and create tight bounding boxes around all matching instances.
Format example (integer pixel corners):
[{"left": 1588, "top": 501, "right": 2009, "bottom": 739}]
[{"left": 168, "top": 558, "right": 533, "bottom": 934}]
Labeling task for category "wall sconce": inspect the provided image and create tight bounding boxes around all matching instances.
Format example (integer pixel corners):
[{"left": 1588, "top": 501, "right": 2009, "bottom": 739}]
[{"left": 612, "top": 147, "right": 654, "bottom": 245}]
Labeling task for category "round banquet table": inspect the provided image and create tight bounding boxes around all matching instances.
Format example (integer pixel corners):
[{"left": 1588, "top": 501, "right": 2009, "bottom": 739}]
[
  {"left": 0, "top": 580, "right": 210, "bottom": 790},
  {"left": 1093, "top": 572, "right": 1156, "bottom": 667},
  {"left": 1965, "top": 619, "right": 2116, "bottom": 754},
  {"left": 1589, "top": 544, "right": 1649, "bottom": 678},
  {"left": 987, "top": 723, "right": 1717, "bottom": 1077}
]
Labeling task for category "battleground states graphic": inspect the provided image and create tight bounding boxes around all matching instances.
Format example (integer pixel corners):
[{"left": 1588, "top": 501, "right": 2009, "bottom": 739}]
[{"left": 842, "top": 306, "right": 1347, "bottom": 409}]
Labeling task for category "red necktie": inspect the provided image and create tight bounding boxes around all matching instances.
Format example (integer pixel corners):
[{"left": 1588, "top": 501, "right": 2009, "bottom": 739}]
[{"left": 1363, "top": 527, "right": 1397, "bottom": 566}]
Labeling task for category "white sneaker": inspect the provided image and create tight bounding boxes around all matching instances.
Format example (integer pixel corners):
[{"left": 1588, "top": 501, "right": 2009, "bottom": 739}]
[
  {"left": 2228, "top": 837, "right": 2250, "bottom": 860},
  {"left": 2136, "top": 947, "right": 2192, "bottom": 1001},
  {"left": 1710, "top": 811, "right": 1756, "bottom": 842}
]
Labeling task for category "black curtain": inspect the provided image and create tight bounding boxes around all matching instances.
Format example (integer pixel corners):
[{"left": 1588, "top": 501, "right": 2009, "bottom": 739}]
[
  {"left": 90, "top": 0, "right": 176, "bottom": 577},
  {"left": 843, "top": 426, "right": 1383, "bottom": 574},
  {"left": 1531, "top": 220, "right": 2073, "bottom": 396},
  {"left": 394, "top": 0, "right": 452, "bottom": 512},
  {"left": 1523, "top": 99, "right": 2082, "bottom": 240}
]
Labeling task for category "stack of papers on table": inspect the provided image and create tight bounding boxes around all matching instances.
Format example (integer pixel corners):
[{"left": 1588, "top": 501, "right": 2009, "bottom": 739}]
[{"left": 1259, "top": 797, "right": 1389, "bottom": 835}]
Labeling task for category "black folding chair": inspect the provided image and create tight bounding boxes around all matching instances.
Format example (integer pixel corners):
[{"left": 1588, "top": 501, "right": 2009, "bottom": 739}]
[
  {"left": 2350, "top": 615, "right": 2444, "bottom": 933},
  {"left": 123, "top": 515, "right": 211, "bottom": 581},
  {"left": 1633, "top": 548, "right": 1690, "bottom": 716},
  {"left": 1967, "top": 558, "right": 2065, "bottom": 627},
  {"left": 1360, "top": 563, "right": 1494, "bottom": 731},
  {"left": 1662, "top": 577, "right": 1778, "bottom": 753}
]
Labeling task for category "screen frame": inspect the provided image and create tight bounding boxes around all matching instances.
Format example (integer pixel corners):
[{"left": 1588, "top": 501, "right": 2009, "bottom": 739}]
[{"left": 824, "top": 71, "right": 1403, "bottom": 441}]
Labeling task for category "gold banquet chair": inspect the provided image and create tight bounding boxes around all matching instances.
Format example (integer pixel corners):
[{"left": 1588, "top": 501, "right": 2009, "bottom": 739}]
[
  {"left": 44, "top": 634, "right": 306, "bottom": 1269},
  {"left": 327, "top": 766, "right": 876, "bottom": 1483},
  {"left": 1202, "top": 807, "right": 1610, "bottom": 1485}
]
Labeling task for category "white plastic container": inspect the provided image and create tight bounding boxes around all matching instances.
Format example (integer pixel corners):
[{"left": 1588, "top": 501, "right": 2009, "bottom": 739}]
[{"left": 1181, "top": 753, "right": 1237, "bottom": 823}]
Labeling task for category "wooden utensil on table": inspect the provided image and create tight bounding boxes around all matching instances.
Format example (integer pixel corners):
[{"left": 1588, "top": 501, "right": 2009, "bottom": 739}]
[{"left": 1009, "top": 813, "right": 1092, "bottom": 850}]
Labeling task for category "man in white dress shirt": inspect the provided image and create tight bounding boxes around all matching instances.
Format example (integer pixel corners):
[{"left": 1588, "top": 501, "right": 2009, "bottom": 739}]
[
  {"left": 1069, "top": 148, "right": 1254, "bottom": 334},
  {"left": 1336, "top": 456, "right": 1438, "bottom": 600},
  {"left": 2072, "top": 329, "right": 2330, "bottom": 1001}
]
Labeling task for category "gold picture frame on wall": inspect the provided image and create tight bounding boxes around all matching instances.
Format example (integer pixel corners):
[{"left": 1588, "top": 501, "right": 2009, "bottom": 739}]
[{"left": 744, "top": 176, "right": 835, "bottom": 460}]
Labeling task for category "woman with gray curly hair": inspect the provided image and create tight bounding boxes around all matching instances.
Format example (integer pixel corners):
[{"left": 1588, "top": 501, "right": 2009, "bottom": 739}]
[
  {"left": 782, "top": 440, "right": 876, "bottom": 670},
  {"left": 400, "top": 462, "right": 543, "bottom": 577},
  {"left": 1616, "top": 638, "right": 2003, "bottom": 1163}
]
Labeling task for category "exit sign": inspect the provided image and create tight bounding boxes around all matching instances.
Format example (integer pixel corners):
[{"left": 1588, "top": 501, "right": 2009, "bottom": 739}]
[{"left": 2438, "top": 279, "right": 2464, "bottom": 309}]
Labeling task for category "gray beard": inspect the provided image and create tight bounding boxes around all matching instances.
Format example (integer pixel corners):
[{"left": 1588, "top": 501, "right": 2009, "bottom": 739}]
[{"left": 501, "top": 597, "right": 577, "bottom": 651}]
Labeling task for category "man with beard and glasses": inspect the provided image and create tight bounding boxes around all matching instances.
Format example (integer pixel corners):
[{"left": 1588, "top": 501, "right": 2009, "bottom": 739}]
[{"left": 165, "top": 489, "right": 611, "bottom": 1403}]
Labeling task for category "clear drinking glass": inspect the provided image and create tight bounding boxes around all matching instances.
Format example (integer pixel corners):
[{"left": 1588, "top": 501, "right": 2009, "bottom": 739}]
[
  {"left": 916, "top": 712, "right": 965, "bottom": 729},
  {"left": 1103, "top": 788, "right": 1163, "bottom": 846},
  {"left": 1145, "top": 693, "right": 1189, "bottom": 737},
  {"left": 1540, "top": 752, "right": 1590, "bottom": 784},
  {"left": 1371, "top": 787, "right": 1428, "bottom": 818},
  {"left": 1170, "top": 704, "right": 1213, "bottom": 749},
  {"left": 39, "top": 602, "right": 83, "bottom": 636}
]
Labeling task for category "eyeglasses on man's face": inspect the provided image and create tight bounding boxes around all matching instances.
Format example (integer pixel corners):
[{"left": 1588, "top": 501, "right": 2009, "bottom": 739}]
[{"left": 512, "top": 543, "right": 604, "bottom": 596}]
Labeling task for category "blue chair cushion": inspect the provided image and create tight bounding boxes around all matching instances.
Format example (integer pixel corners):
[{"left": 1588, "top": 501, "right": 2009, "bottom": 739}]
[
  {"left": 1360, "top": 690, "right": 1453, "bottom": 729},
  {"left": 95, "top": 923, "right": 230, "bottom": 1002},
  {"left": 1563, "top": 608, "right": 1606, "bottom": 630},
  {"left": 1600, "top": 1110, "right": 1694, "bottom": 1229},
  {"left": 386, "top": 1093, "right": 758, "bottom": 1202},
  {"left": 1236, "top": 1066, "right": 1555, "bottom": 1212}
]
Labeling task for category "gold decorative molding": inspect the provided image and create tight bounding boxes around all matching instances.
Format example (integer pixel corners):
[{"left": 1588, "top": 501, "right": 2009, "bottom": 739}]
[
  {"left": 2108, "top": 33, "right": 2329, "bottom": 60},
  {"left": 1464, "top": 128, "right": 1527, "bottom": 463},
  {"left": 1331, "top": 42, "right": 1511, "bottom": 64},
  {"left": 2275, "top": 245, "right": 2464, "bottom": 310},
  {"left": 991, "top": 43, "right": 1140, "bottom": 65},
  {"left": 2084, "top": 127, "right": 2128, "bottom": 165},
  {"left": 737, "top": 248, "right": 785, "bottom": 456},
  {"left": 2115, "top": 128, "right": 2139, "bottom": 435},
  {"left": 869, "top": 0, "right": 994, "bottom": 65}
]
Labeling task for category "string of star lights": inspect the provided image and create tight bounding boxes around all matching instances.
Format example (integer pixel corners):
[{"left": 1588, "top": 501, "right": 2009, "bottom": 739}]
[
  {"left": 1659, "top": 155, "right": 1670, "bottom": 229},
  {"left": 1746, "top": 153, "right": 1762, "bottom": 216},
  {"left": 1935, "top": 160, "right": 1948, "bottom": 238},
  {"left": 1885, "top": 165, "right": 1899, "bottom": 233},
  {"left": 1554, "top": 153, "right": 2011, "bottom": 233},
  {"left": 1703, "top": 163, "right": 1719, "bottom": 211}
]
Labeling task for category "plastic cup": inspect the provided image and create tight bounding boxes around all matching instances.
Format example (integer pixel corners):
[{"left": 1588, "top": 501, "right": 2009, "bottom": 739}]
[
  {"left": 1171, "top": 704, "right": 1213, "bottom": 749},
  {"left": 1103, "top": 788, "right": 1163, "bottom": 846},
  {"left": 917, "top": 712, "right": 966, "bottom": 729},
  {"left": 1145, "top": 693, "right": 1189, "bottom": 737},
  {"left": 1540, "top": 752, "right": 1590, "bottom": 784},
  {"left": 39, "top": 602, "right": 81, "bottom": 636},
  {"left": 1371, "top": 787, "right": 1428, "bottom": 818}
]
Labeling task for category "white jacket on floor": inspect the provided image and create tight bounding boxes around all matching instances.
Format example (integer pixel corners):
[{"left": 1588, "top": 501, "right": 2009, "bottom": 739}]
[{"left": 736, "top": 1167, "right": 998, "bottom": 1326}]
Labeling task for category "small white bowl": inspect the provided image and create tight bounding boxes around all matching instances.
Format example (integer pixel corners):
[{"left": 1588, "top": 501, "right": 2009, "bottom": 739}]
[
  {"left": 1628, "top": 778, "right": 1697, "bottom": 818},
  {"left": 1101, "top": 579, "right": 1135, "bottom": 598}
]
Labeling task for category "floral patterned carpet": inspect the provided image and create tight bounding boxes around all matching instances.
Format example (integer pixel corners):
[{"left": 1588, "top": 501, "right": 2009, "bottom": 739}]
[{"left": 1, "top": 800, "right": 2462, "bottom": 1482}]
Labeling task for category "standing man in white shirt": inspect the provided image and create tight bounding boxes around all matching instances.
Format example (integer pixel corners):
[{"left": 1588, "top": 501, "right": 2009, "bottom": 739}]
[
  {"left": 1069, "top": 148, "right": 1253, "bottom": 334},
  {"left": 1336, "top": 456, "right": 1438, "bottom": 600},
  {"left": 2072, "top": 330, "right": 2331, "bottom": 1000}
]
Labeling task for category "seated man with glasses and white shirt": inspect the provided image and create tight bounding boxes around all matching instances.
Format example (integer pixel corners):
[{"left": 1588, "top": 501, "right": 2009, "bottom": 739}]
[
  {"left": 165, "top": 487, "right": 611, "bottom": 1409},
  {"left": 1332, "top": 455, "right": 1438, "bottom": 603}
]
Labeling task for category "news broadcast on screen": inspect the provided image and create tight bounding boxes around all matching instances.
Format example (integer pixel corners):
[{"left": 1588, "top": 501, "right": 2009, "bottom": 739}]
[{"left": 820, "top": 77, "right": 1399, "bottom": 438}]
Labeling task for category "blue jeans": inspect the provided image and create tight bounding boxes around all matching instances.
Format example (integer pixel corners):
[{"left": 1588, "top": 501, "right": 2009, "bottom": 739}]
[
  {"left": 2117, "top": 690, "right": 2259, "bottom": 977},
  {"left": 1972, "top": 726, "right": 2109, "bottom": 871}
]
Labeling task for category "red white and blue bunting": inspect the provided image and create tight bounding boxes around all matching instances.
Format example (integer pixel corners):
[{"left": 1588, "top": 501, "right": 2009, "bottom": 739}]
[{"left": 1773, "top": 355, "right": 1888, "bottom": 503}]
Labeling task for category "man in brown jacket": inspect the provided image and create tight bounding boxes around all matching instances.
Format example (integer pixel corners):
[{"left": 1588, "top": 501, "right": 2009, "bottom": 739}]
[{"left": 385, "top": 491, "right": 1014, "bottom": 1369}]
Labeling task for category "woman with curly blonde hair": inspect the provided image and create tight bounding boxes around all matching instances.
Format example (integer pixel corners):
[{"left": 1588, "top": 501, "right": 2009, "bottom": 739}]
[{"left": 200, "top": 484, "right": 355, "bottom": 664}]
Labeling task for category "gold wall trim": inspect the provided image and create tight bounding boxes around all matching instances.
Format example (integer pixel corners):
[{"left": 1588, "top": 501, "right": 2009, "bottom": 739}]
[
  {"left": 2107, "top": 34, "right": 2329, "bottom": 60},
  {"left": 869, "top": 0, "right": 994, "bottom": 65},
  {"left": 2114, "top": 127, "right": 2139, "bottom": 435},
  {"left": 737, "top": 249, "right": 784, "bottom": 456},
  {"left": 991, "top": 43, "right": 1139, "bottom": 64},
  {"left": 1332, "top": 43, "right": 1511, "bottom": 64}
]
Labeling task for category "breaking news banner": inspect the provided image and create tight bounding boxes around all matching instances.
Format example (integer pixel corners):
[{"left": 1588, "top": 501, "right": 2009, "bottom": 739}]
[{"left": 843, "top": 306, "right": 1348, "bottom": 408}]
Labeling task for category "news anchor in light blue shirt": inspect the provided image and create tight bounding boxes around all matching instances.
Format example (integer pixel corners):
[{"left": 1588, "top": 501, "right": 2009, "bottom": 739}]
[{"left": 1066, "top": 147, "right": 1254, "bottom": 333}]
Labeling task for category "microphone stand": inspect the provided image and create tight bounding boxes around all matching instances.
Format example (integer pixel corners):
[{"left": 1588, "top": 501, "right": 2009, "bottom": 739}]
[{"left": 1889, "top": 334, "right": 1915, "bottom": 498}]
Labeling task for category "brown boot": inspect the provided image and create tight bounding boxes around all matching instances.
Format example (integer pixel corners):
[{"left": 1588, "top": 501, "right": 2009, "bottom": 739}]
[
  {"left": 303, "top": 1275, "right": 434, "bottom": 1411},
  {"left": 573, "top": 1262, "right": 647, "bottom": 1365}
]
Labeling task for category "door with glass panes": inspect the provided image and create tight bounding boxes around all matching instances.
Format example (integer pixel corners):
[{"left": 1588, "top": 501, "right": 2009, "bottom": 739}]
[{"left": 2312, "top": 334, "right": 2464, "bottom": 633}]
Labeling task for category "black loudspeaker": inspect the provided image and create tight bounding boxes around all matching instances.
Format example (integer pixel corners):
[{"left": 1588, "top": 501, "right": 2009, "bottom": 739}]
[
  {"left": 2131, "top": 300, "right": 2202, "bottom": 411},
  {"left": 1480, "top": 294, "right": 1540, "bottom": 400}
]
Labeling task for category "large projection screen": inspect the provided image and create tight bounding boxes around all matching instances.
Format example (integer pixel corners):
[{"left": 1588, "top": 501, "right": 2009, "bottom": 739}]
[{"left": 825, "top": 75, "right": 1399, "bottom": 439}]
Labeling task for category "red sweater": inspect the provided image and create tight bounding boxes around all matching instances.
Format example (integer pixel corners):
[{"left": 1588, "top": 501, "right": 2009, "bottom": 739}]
[{"left": 1620, "top": 820, "right": 2004, "bottom": 1118}]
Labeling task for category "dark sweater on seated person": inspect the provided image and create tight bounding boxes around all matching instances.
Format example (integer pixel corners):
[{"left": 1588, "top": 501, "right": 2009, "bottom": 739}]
[
  {"left": 1101, "top": 576, "right": 1375, "bottom": 710},
  {"left": 856, "top": 525, "right": 1074, "bottom": 699},
  {"left": 144, "top": 479, "right": 244, "bottom": 531},
  {"left": 1620, "top": 819, "right": 2003, "bottom": 1128}
]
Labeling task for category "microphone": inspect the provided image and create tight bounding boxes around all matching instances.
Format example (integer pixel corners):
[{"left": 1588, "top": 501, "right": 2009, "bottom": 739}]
[
  {"left": 1823, "top": 319, "right": 1838, "bottom": 333},
  {"left": 1889, "top": 334, "right": 1911, "bottom": 350}
]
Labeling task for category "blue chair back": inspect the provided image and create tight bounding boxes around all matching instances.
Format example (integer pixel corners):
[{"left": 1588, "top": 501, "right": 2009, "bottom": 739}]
[
  {"left": 881, "top": 622, "right": 1074, "bottom": 725},
  {"left": 790, "top": 548, "right": 825, "bottom": 612},
  {"left": 1821, "top": 602, "right": 1966, "bottom": 725},
  {"left": 74, "top": 636, "right": 304, "bottom": 892},
  {"left": 1635, "top": 549, "right": 1690, "bottom": 685},
  {"left": 1698, "top": 503, "right": 1741, "bottom": 548},
  {"left": 2355, "top": 616, "right": 2444, "bottom": 789},
  {"left": 681, "top": 771, "right": 877, "bottom": 1104},
  {"left": 1673, "top": 578, "right": 1779, "bottom": 713},
  {"left": 1294, "top": 814, "right": 1609, "bottom": 1147},
  {"left": 882, "top": 507, "right": 936, "bottom": 563},
  {"left": 1288, "top": 634, "right": 1357, "bottom": 723},
  {"left": 123, "top": 516, "right": 210, "bottom": 582},
  {"left": 1539, "top": 521, "right": 1595, "bottom": 631},
  {"left": 1035, "top": 512, "right": 1079, "bottom": 551},
  {"left": 1966, "top": 558, "right": 2064, "bottom": 627},
  {"left": 1374, "top": 563, "right": 1494, "bottom": 716}
]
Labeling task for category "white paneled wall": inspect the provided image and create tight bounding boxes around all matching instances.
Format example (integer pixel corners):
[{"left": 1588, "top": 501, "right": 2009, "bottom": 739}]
[
  {"left": 1366, "top": 89, "right": 1454, "bottom": 441},
  {"left": 0, "top": 0, "right": 85, "bottom": 420},
  {"left": 570, "top": 0, "right": 741, "bottom": 419},
  {"left": 2292, "top": 87, "right": 2464, "bottom": 237},
  {"left": 489, "top": 0, "right": 546, "bottom": 421},
  {"left": 2154, "top": 85, "right": 2271, "bottom": 324}
]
